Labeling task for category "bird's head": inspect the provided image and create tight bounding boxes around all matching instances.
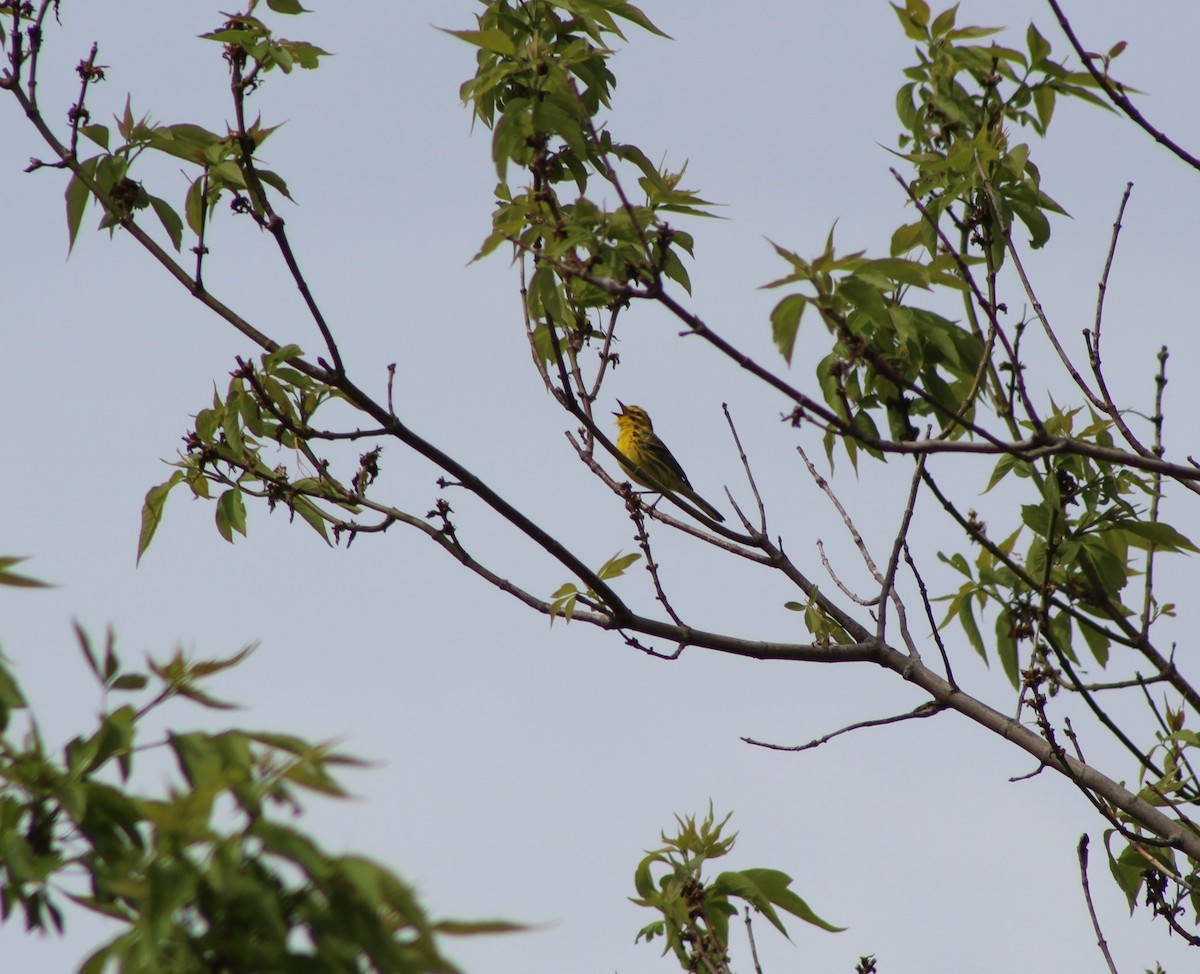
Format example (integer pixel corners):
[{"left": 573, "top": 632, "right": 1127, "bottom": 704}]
[{"left": 614, "top": 401, "right": 652, "bottom": 430}]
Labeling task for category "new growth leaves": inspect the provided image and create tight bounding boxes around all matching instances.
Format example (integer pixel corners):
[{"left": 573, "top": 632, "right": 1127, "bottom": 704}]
[{"left": 632, "top": 808, "right": 841, "bottom": 972}]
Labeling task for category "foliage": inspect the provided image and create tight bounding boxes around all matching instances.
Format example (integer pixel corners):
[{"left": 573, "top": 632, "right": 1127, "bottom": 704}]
[
  {"left": 631, "top": 808, "right": 841, "bottom": 973},
  {"left": 5, "top": 0, "right": 1200, "bottom": 966},
  {"left": 0, "top": 614, "right": 510, "bottom": 973}
]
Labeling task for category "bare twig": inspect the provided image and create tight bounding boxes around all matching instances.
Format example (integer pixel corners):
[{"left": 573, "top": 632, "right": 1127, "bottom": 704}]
[
  {"left": 1077, "top": 836, "right": 1120, "bottom": 974},
  {"left": 627, "top": 500, "right": 685, "bottom": 627},
  {"left": 875, "top": 452, "right": 927, "bottom": 653},
  {"left": 742, "top": 701, "right": 945, "bottom": 752},
  {"left": 721, "top": 403, "right": 764, "bottom": 533},
  {"left": 903, "top": 542, "right": 957, "bottom": 688},
  {"left": 1080, "top": 185, "right": 1171, "bottom": 472},
  {"left": 1071, "top": 671, "right": 1171, "bottom": 693},
  {"left": 1139, "top": 347, "right": 1168, "bottom": 641},
  {"left": 585, "top": 304, "right": 623, "bottom": 412},
  {"left": 797, "top": 446, "right": 882, "bottom": 581},
  {"left": 1089, "top": 182, "right": 1132, "bottom": 357},
  {"left": 815, "top": 540, "right": 877, "bottom": 607},
  {"left": 743, "top": 907, "right": 764, "bottom": 974}
]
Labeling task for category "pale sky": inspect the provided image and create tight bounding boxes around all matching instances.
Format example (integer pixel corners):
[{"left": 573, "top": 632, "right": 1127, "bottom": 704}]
[{"left": 4, "top": 2, "right": 1200, "bottom": 972}]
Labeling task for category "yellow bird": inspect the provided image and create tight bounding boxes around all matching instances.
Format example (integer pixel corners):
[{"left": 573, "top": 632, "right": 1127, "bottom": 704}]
[{"left": 613, "top": 402, "right": 724, "bottom": 522}]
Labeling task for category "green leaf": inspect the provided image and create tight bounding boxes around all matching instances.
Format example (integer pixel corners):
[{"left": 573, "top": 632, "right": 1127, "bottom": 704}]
[
  {"left": 770, "top": 294, "right": 807, "bottom": 365},
  {"left": 102, "top": 627, "right": 120, "bottom": 682},
  {"left": 907, "top": 0, "right": 930, "bottom": 27},
  {"left": 1118, "top": 520, "right": 1200, "bottom": 554},
  {"left": 79, "top": 124, "right": 110, "bottom": 150},
  {"left": 0, "top": 556, "right": 50, "bottom": 588},
  {"left": 215, "top": 489, "right": 248, "bottom": 543},
  {"left": 137, "top": 472, "right": 185, "bottom": 564},
  {"left": 929, "top": 4, "right": 957, "bottom": 37},
  {"left": 65, "top": 168, "right": 92, "bottom": 253},
  {"left": 185, "top": 175, "right": 207, "bottom": 236},
  {"left": 188, "top": 643, "right": 257, "bottom": 680},
  {"left": 957, "top": 595, "right": 986, "bottom": 660},
  {"left": 605, "top": 1, "right": 670, "bottom": 38},
  {"left": 1033, "top": 85, "right": 1056, "bottom": 129},
  {"left": 72, "top": 621, "right": 102, "bottom": 682},
  {"left": 995, "top": 610, "right": 1019, "bottom": 689},
  {"left": 256, "top": 168, "right": 294, "bottom": 200},
  {"left": 439, "top": 27, "right": 516, "bottom": 56},
  {"left": 890, "top": 219, "right": 924, "bottom": 256},
  {"left": 1026, "top": 23, "right": 1051, "bottom": 65},
  {"left": 266, "top": 0, "right": 309, "bottom": 12},
  {"left": 277, "top": 41, "right": 329, "bottom": 70},
  {"left": 549, "top": 583, "right": 579, "bottom": 625},
  {"left": 597, "top": 551, "right": 640, "bottom": 581},
  {"left": 714, "top": 868, "right": 844, "bottom": 933},
  {"left": 291, "top": 496, "right": 332, "bottom": 545},
  {"left": 985, "top": 452, "right": 1029, "bottom": 492},
  {"left": 1080, "top": 620, "right": 1110, "bottom": 667},
  {"left": 434, "top": 918, "right": 530, "bottom": 936},
  {"left": 148, "top": 195, "right": 183, "bottom": 251},
  {"left": 0, "top": 660, "right": 27, "bottom": 731},
  {"left": 1105, "top": 832, "right": 1151, "bottom": 912},
  {"left": 1020, "top": 503, "right": 1050, "bottom": 538},
  {"left": 263, "top": 343, "right": 305, "bottom": 370}
]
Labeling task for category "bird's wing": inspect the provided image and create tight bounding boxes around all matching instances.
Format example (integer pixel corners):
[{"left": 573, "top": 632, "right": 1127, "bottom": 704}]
[{"left": 653, "top": 440, "right": 694, "bottom": 489}]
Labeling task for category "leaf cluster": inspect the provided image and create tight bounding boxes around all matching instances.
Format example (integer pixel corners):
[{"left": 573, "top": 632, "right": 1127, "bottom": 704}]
[
  {"left": 0, "top": 629, "right": 507, "bottom": 973},
  {"left": 631, "top": 808, "right": 840, "bottom": 973},
  {"left": 451, "top": 0, "right": 707, "bottom": 372},
  {"left": 139, "top": 345, "right": 353, "bottom": 562}
]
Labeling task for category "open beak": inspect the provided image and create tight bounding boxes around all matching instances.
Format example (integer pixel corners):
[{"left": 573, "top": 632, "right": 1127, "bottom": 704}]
[{"left": 613, "top": 399, "right": 627, "bottom": 417}]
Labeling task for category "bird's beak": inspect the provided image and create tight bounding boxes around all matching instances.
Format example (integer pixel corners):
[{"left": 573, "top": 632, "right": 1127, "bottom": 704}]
[{"left": 613, "top": 399, "right": 627, "bottom": 417}]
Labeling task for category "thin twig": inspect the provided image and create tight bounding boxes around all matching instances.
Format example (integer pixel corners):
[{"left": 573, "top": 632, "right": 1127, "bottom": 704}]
[
  {"left": 744, "top": 908, "right": 764, "bottom": 974},
  {"left": 796, "top": 445, "right": 882, "bottom": 581},
  {"left": 1089, "top": 183, "right": 1132, "bottom": 356},
  {"left": 1072, "top": 672, "right": 1170, "bottom": 693},
  {"left": 1140, "top": 346, "right": 1168, "bottom": 641},
  {"left": 1081, "top": 185, "right": 1167, "bottom": 468},
  {"left": 1077, "top": 835, "right": 1120, "bottom": 974},
  {"left": 585, "top": 304, "right": 623, "bottom": 412},
  {"left": 721, "top": 403, "right": 764, "bottom": 533},
  {"left": 742, "top": 701, "right": 945, "bottom": 752},
  {"left": 903, "top": 542, "right": 957, "bottom": 688},
  {"left": 1045, "top": 0, "right": 1200, "bottom": 173},
  {"left": 875, "top": 452, "right": 927, "bottom": 652},
  {"left": 628, "top": 501, "right": 685, "bottom": 628},
  {"left": 67, "top": 43, "right": 101, "bottom": 159},
  {"left": 815, "top": 540, "right": 877, "bottom": 606}
]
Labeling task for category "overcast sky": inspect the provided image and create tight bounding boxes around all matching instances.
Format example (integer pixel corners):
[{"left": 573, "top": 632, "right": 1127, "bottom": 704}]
[{"left": 4, "top": 2, "right": 1200, "bottom": 972}]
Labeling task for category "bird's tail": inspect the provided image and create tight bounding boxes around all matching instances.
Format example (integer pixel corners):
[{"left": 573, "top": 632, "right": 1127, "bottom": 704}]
[{"left": 676, "top": 485, "right": 724, "bottom": 522}]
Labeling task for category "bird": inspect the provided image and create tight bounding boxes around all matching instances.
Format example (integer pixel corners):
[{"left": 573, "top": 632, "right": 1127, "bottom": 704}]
[{"left": 613, "top": 401, "right": 725, "bottom": 522}]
